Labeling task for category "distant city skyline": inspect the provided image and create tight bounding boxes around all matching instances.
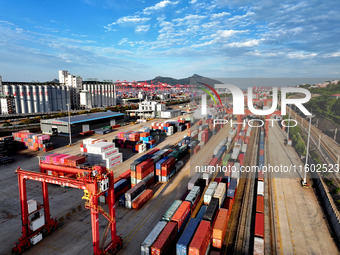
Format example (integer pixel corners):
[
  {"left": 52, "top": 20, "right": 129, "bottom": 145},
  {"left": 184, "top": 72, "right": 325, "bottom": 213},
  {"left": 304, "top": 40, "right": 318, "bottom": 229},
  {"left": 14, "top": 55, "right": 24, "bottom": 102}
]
[{"left": 0, "top": 0, "right": 340, "bottom": 81}]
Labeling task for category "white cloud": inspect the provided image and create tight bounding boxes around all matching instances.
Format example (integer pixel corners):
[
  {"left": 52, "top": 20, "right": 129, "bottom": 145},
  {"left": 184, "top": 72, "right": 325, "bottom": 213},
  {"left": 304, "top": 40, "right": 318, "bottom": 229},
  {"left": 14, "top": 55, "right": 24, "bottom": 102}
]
[
  {"left": 215, "top": 29, "right": 245, "bottom": 38},
  {"left": 135, "top": 25, "right": 150, "bottom": 32},
  {"left": 105, "top": 15, "right": 151, "bottom": 32},
  {"left": 173, "top": 14, "right": 206, "bottom": 26},
  {"left": 329, "top": 51, "right": 340, "bottom": 57},
  {"left": 226, "top": 39, "right": 262, "bottom": 47},
  {"left": 211, "top": 12, "right": 230, "bottom": 19},
  {"left": 287, "top": 52, "right": 318, "bottom": 59},
  {"left": 143, "top": 0, "right": 179, "bottom": 13}
]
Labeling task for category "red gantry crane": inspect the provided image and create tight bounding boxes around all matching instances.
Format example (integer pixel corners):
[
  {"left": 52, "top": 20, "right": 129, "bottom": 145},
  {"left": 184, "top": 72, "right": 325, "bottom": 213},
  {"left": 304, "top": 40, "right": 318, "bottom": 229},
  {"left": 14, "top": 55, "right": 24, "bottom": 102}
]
[{"left": 13, "top": 163, "right": 122, "bottom": 255}]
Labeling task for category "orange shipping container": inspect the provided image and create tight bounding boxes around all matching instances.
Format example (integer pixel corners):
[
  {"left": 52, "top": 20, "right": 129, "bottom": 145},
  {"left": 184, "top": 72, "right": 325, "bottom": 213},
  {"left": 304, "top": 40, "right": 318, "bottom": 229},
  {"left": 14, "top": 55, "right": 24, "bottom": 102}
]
[
  {"left": 212, "top": 208, "right": 229, "bottom": 249},
  {"left": 132, "top": 189, "right": 153, "bottom": 210},
  {"left": 256, "top": 195, "right": 264, "bottom": 214},
  {"left": 171, "top": 201, "right": 191, "bottom": 231}
]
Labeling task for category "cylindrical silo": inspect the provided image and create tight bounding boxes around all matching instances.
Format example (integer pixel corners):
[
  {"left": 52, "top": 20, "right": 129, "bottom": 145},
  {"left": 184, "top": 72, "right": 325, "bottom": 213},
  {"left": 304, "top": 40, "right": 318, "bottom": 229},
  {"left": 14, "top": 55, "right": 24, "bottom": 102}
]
[
  {"left": 19, "top": 85, "right": 27, "bottom": 114},
  {"left": 38, "top": 86, "right": 45, "bottom": 112},
  {"left": 3, "top": 84, "right": 11, "bottom": 96},
  {"left": 32, "top": 85, "right": 39, "bottom": 113},
  {"left": 66, "top": 86, "right": 71, "bottom": 105},
  {"left": 44, "top": 85, "right": 50, "bottom": 112},
  {"left": 61, "top": 86, "right": 66, "bottom": 111},
  {"left": 56, "top": 86, "right": 61, "bottom": 111},
  {"left": 107, "top": 84, "right": 111, "bottom": 106},
  {"left": 25, "top": 85, "right": 33, "bottom": 113},
  {"left": 104, "top": 84, "right": 108, "bottom": 106},
  {"left": 51, "top": 86, "right": 57, "bottom": 111},
  {"left": 13, "top": 85, "right": 21, "bottom": 114}
]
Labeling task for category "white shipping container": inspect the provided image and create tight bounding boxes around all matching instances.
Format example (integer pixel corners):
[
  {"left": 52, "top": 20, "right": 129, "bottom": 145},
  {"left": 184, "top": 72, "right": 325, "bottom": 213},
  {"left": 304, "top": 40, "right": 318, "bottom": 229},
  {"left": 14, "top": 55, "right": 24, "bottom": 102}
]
[
  {"left": 27, "top": 199, "right": 37, "bottom": 214},
  {"left": 86, "top": 142, "right": 115, "bottom": 153},
  {"left": 257, "top": 181, "right": 264, "bottom": 196},
  {"left": 242, "top": 144, "right": 247, "bottom": 153},
  {"left": 214, "top": 145, "right": 222, "bottom": 156},
  {"left": 204, "top": 181, "right": 218, "bottom": 205},
  {"left": 232, "top": 163, "right": 241, "bottom": 182},
  {"left": 30, "top": 233, "right": 43, "bottom": 245},
  {"left": 213, "top": 182, "right": 226, "bottom": 208},
  {"left": 30, "top": 216, "right": 45, "bottom": 231},
  {"left": 254, "top": 237, "right": 264, "bottom": 255}
]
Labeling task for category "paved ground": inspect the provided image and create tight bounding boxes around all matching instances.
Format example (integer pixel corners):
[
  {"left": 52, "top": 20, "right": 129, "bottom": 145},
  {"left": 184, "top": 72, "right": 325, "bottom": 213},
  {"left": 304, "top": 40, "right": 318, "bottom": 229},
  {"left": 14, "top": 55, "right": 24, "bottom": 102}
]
[
  {"left": 0, "top": 117, "right": 230, "bottom": 254},
  {"left": 268, "top": 123, "right": 339, "bottom": 255}
]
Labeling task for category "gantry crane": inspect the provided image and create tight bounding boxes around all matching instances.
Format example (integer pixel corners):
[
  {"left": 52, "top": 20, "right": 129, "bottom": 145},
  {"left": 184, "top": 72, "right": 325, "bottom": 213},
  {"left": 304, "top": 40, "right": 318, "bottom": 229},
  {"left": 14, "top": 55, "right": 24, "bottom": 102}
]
[{"left": 13, "top": 163, "right": 122, "bottom": 255}]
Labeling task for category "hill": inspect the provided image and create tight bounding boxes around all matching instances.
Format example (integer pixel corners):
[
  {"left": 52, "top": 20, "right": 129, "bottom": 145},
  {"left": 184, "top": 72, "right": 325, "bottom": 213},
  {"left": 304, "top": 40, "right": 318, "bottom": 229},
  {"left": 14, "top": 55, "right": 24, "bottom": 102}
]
[{"left": 142, "top": 74, "right": 222, "bottom": 87}]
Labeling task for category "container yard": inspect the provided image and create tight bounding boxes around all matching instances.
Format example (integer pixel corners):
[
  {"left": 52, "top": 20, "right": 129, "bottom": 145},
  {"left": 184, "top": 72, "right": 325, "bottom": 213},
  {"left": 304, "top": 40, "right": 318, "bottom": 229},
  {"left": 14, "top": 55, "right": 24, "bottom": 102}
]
[{"left": 0, "top": 92, "right": 339, "bottom": 255}]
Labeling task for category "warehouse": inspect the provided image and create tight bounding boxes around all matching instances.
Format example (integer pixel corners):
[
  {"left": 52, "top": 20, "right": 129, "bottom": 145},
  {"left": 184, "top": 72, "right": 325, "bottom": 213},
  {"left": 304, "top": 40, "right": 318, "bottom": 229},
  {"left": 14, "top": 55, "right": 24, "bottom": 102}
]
[{"left": 40, "top": 111, "right": 125, "bottom": 135}]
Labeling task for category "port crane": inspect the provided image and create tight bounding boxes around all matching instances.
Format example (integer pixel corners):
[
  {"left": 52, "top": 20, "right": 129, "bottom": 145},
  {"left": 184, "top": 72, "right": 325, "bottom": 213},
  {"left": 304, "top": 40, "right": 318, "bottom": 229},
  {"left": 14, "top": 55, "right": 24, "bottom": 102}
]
[{"left": 13, "top": 163, "right": 122, "bottom": 255}]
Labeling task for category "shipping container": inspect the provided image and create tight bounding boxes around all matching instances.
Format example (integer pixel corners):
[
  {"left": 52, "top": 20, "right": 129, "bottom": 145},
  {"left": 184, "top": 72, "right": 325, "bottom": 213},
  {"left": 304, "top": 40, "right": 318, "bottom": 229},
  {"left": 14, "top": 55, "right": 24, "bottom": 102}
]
[
  {"left": 176, "top": 218, "right": 200, "bottom": 255},
  {"left": 203, "top": 197, "right": 219, "bottom": 223},
  {"left": 257, "top": 181, "right": 264, "bottom": 196},
  {"left": 125, "top": 181, "right": 146, "bottom": 208},
  {"left": 254, "top": 213, "right": 264, "bottom": 238},
  {"left": 141, "top": 221, "right": 167, "bottom": 255},
  {"left": 188, "top": 220, "right": 211, "bottom": 255},
  {"left": 162, "top": 200, "right": 182, "bottom": 222},
  {"left": 188, "top": 173, "right": 202, "bottom": 190},
  {"left": 185, "top": 186, "right": 200, "bottom": 211},
  {"left": 132, "top": 189, "right": 153, "bottom": 210},
  {"left": 213, "top": 183, "right": 226, "bottom": 208},
  {"left": 151, "top": 221, "right": 178, "bottom": 255},
  {"left": 195, "top": 205, "right": 207, "bottom": 221},
  {"left": 212, "top": 208, "right": 229, "bottom": 249},
  {"left": 171, "top": 201, "right": 191, "bottom": 232},
  {"left": 203, "top": 182, "right": 218, "bottom": 205},
  {"left": 253, "top": 237, "right": 264, "bottom": 255},
  {"left": 256, "top": 195, "right": 264, "bottom": 214}
]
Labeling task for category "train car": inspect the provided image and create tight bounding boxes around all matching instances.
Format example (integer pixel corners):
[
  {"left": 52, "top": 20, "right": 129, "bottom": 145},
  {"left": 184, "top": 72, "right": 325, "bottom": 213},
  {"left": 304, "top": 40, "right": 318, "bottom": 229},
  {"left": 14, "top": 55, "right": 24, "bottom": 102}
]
[
  {"left": 176, "top": 218, "right": 201, "bottom": 255},
  {"left": 188, "top": 220, "right": 211, "bottom": 255},
  {"left": 162, "top": 200, "right": 182, "bottom": 222},
  {"left": 141, "top": 221, "right": 167, "bottom": 255}
]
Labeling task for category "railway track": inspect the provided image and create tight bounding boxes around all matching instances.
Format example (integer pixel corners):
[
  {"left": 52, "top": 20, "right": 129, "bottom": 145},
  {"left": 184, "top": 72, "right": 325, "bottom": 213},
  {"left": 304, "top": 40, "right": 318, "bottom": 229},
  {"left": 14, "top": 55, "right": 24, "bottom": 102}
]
[{"left": 231, "top": 127, "right": 259, "bottom": 254}]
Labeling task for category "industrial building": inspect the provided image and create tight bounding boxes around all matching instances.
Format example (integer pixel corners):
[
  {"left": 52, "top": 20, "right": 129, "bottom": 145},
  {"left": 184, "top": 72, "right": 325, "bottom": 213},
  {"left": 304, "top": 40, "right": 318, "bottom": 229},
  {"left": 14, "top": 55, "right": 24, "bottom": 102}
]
[
  {"left": 81, "top": 80, "right": 116, "bottom": 108},
  {"left": 0, "top": 71, "right": 116, "bottom": 114},
  {"left": 40, "top": 111, "right": 125, "bottom": 135},
  {"left": 0, "top": 80, "right": 71, "bottom": 114}
]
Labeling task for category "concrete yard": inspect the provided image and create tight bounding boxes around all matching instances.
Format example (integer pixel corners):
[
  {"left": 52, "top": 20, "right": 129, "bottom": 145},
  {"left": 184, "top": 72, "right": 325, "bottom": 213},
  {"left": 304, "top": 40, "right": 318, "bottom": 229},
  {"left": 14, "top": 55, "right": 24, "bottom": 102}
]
[
  {"left": 0, "top": 118, "right": 230, "bottom": 255},
  {"left": 268, "top": 123, "right": 339, "bottom": 255}
]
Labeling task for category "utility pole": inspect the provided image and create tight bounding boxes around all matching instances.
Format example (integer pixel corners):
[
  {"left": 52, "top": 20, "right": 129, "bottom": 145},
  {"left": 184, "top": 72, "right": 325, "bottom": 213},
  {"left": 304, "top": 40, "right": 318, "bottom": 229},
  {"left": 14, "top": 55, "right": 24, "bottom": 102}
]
[
  {"left": 66, "top": 103, "right": 72, "bottom": 146},
  {"left": 287, "top": 106, "right": 291, "bottom": 141},
  {"left": 303, "top": 115, "right": 312, "bottom": 186},
  {"left": 334, "top": 128, "right": 337, "bottom": 141}
]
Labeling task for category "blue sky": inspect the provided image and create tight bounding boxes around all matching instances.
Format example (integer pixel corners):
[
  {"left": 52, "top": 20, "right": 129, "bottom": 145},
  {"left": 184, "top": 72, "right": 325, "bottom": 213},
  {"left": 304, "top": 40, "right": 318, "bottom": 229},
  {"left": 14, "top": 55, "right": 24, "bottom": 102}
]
[{"left": 0, "top": 0, "right": 340, "bottom": 81}]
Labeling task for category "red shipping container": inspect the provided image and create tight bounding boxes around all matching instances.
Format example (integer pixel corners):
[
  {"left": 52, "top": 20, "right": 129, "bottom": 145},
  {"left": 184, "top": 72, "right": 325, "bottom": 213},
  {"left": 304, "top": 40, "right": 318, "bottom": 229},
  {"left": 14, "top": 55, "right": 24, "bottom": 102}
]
[
  {"left": 191, "top": 194, "right": 201, "bottom": 213},
  {"left": 136, "top": 159, "right": 154, "bottom": 174},
  {"left": 259, "top": 149, "right": 264, "bottom": 156},
  {"left": 209, "top": 157, "right": 219, "bottom": 167},
  {"left": 238, "top": 154, "right": 244, "bottom": 165},
  {"left": 171, "top": 201, "right": 191, "bottom": 231},
  {"left": 119, "top": 169, "right": 131, "bottom": 179},
  {"left": 223, "top": 198, "right": 234, "bottom": 216},
  {"left": 114, "top": 177, "right": 122, "bottom": 183},
  {"left": 189, "top": 220, "right": 211, "bottom": 255},
  {"left": 161, "top": 157, "right": 176, "bottom": 176},
  {"left": 151, "top": 221, "right": 178, "bottom": 255},
  {"left": 193, "top": 145, "right": 200, "bottom": 154},
  {"left": 258, "top": 170, "right": 264, "bottom": 181},
  {"left": 132, "top": 189, "right": 153, "bottom": 209},
  {"left": 256, "top": 196, "right": 264, "bottom": 214},
  {"left": 215, "top": 177, "right": 222, "bottom": 183},
  {"left": 254, "top": 213, "right": 264, "bottom": 238},
  {"left": 147, "top": 148, "right": 160, "bottom": 155}
]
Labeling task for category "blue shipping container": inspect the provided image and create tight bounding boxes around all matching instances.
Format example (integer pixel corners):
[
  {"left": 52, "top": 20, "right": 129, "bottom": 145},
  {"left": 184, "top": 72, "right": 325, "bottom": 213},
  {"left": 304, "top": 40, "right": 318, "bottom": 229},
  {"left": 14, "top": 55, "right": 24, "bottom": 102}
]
[
  {"left": 196, "top": 205, "right": 207, "bottom": 221},
  {"left": 176, "top": 218, "right": 200, "bottom": 255},
  {"left": 156, "top": 157, "right": 169, "bottom": 169},
  {"left": 114, "top": 179, "right": 128, "bottom": 193}
]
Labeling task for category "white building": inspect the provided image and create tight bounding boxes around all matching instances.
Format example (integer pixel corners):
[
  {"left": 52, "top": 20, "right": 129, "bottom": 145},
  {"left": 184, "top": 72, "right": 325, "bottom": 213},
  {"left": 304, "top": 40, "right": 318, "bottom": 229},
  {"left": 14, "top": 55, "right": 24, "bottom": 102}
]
[
  {"left": 58, "top": 70, "right": 82, "bottom": 89},
  {"left": 0, "top": 96, "right": 16, "bottom": 114},
  {"left": 80, "top": 90, "right": 92, "bottom": 108}
]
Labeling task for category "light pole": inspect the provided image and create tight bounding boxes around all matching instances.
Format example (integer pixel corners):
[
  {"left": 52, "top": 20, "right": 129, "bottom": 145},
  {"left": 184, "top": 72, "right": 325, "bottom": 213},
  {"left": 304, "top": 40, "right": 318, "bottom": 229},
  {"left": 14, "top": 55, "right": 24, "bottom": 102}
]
[
  {"left": 287, "top": 106, "right": 291, "bottom": 142},
  {"left": 303, "top": 115, "right": 312, "bottom": 186},
  {"left": 66, "top": 103, "right": 72, "bottom": 145}
]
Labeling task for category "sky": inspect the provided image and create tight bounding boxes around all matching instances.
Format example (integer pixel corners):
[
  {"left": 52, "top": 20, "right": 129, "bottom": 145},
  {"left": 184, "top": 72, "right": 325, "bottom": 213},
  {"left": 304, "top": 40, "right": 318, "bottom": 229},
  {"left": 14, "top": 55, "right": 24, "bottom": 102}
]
[{"left": 0, "top": 0, "right": 340, "bottom": 82}]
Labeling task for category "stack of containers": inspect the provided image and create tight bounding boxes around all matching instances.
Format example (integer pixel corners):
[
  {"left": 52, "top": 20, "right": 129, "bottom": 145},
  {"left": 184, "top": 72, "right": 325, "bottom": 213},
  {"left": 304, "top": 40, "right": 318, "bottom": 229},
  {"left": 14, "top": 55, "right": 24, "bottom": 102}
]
[
  {"left": 125, "top": 180, "right": 146, "bottom": 209},
  {"left": 160, "top": 157, "right": 176, "bottom": 183},
  {"left": 80, "top": 138, "right": 107, "bottom": 154},
  {"left": 227, "top": 178, "right": 238, "bottom": 199},
  {"left": 162, "top": 200, "right": 182, "bottom": 222},
  {"left": 213, "top": 182, "right": 227, "bottom": 208},
  {"left": 185, "top": 186, "right": 200, "bottom": 213},
  {"left": 151, "top": 222, "right": 178, "bottom": 255},
  {"left": 141, "top": 221, "right": 167, "bottom": 255},
  {"left": 132, "top": 158, "right": 154, "bottom": 187},
  {"left": 84, "top": 141, "right": 122, "bottom": 169},
  {"left": 176, "top": 218, "right": 201, "bottom": 255},
  {"left": 170, "top": 201, "right": 191, "bottom": 233},
  {"left": 12, "top": 131, "right": 53, "bottom": 152},
  {"left": 203, "top": 197, "right": 219, "bottom": 223},
  {"left": 204, "top": 181, "right": 218, "bottom": 205},
  {"left": 41, "top": 153, "right": 86, "bottom": 167}
]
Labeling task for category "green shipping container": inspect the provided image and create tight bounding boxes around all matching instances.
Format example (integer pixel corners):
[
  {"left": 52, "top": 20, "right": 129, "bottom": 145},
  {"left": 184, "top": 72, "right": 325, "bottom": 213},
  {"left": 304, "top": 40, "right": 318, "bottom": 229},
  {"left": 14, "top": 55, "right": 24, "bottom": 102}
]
[
  {"left": 162, "top": 200, "right": 182, "bottom": 222},
  {"left": 222, "top": 154, "right": 231, "bottom": 166}
]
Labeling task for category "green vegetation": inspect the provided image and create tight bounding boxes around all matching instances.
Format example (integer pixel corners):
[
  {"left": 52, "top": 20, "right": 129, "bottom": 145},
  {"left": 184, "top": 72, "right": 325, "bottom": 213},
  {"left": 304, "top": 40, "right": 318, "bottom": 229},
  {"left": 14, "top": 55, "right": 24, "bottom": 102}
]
[
  {"left": 333, "top": 187, "right": 340, "bottom": 194},
  {"left": 303, "top": 81, "right": 340, "bottom": 124},
  {"left": 284, "top": 116, "right": 306, "bottom": 157}
]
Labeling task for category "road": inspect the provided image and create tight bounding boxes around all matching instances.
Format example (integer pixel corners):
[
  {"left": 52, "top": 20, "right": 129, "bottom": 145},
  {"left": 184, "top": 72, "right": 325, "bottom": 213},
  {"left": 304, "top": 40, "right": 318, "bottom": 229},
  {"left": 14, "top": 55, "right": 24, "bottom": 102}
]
[{"left": 268, "top": 123, "right": 338, "bottom": 255}]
